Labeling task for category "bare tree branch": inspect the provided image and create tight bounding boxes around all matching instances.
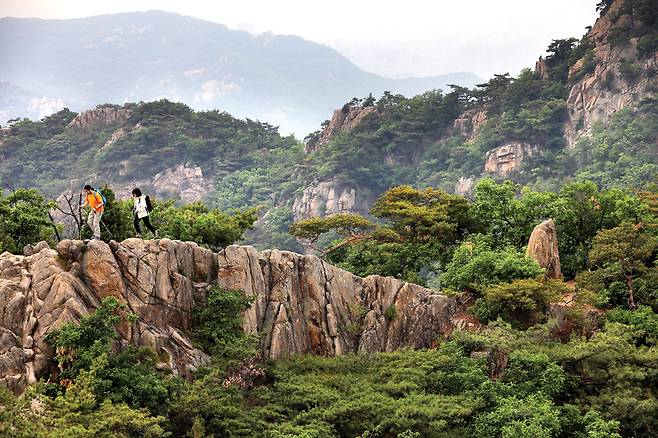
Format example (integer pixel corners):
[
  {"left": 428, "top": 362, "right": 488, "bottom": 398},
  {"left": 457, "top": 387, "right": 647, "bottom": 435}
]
[{"left": 47, "top": 211, "right": 62, "bottom": 242}]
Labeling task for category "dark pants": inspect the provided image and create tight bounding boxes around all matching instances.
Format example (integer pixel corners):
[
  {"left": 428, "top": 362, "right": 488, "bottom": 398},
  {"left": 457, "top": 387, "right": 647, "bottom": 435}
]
[{"left": 134, "top": 215, "right": 156, "bottom": 234}]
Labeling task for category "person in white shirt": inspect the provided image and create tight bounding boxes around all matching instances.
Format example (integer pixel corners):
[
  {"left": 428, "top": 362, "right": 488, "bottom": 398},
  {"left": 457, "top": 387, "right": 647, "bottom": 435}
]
[{"left": 131, "top": 188, "right": 157, "bottom": 238}]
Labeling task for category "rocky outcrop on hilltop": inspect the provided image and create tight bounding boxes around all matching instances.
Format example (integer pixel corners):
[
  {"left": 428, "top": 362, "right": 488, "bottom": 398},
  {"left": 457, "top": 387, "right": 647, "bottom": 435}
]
[
  {"left": 305, "top": 104, "right": 377, "bottom": 153},
  {"left": 0, "top": 239, "right": 468, "bottom": 394},
  {"left": 151, "top": 163, "right": 209, "bottom": 203},
  {"left": 484, "top": 142, "right": 540, "bottom": 177},
  {"left": 527, "top": 219, "right": 562, "bottom": 279},
  {"left": 292, "top": 180, "right": 375, "bottom": 222},
  {"left": 66, "top": 105, "right": 131, "bottom": 130},
  {"left": 564, "top": 0, "right": 658, "bottom": 146},
  {"left": 452, "top": 108, "right": 487, "bottom": 141}
]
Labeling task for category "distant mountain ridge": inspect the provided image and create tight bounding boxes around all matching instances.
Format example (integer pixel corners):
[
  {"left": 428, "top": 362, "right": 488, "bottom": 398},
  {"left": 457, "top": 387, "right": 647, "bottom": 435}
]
[{"left": 0, "top": 11, "right": 481, "bottom": 135}]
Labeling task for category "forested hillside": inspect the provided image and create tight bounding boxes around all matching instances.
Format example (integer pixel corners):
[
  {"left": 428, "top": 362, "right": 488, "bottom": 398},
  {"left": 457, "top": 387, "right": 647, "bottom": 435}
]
[
  {"left": 2, "top": 1, "right": 658, "bottom": 437},
  {"left": 0, "top": 11, "right": 480, "bottom": 135},
  {"left": 296, "top": 0, "right": 658, "bottom": 213},
  {"left": 1, "top": 0, "right": 656, "bottom": 254}
]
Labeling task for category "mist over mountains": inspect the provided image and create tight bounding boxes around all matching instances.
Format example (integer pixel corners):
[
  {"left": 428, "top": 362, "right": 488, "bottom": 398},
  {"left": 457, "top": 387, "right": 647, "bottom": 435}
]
[{"left": 0, "top": 10, "right": 481, "bottom": 135}]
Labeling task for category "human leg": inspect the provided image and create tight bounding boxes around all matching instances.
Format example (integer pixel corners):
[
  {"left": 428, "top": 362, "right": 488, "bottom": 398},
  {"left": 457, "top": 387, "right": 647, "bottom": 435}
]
[
  {"left": 88, "top": 211, "right": 102, "bottom": 239},
  {"left": 92, "top": 212, "right": 102, "bottom": 239},
  {"left": 134, "top": 214, "right": 142, "bottom": 235},
  {"left": 143, "top": 216, "right": 156, "bottom": 235}
]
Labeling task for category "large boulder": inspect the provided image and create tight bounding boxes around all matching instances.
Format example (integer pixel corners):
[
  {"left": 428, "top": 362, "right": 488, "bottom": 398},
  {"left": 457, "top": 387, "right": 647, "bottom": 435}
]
[{"left": 526, "top": 219, "right": 562, "bottom": 279}]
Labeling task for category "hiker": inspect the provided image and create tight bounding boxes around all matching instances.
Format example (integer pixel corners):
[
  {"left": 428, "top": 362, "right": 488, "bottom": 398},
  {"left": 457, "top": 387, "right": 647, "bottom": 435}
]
[
  {"left": 80, "top": 185, "right": 104, "bottom": 240},
  {"left": 132, "top": 188, "right": 157, "bottom": 238}
]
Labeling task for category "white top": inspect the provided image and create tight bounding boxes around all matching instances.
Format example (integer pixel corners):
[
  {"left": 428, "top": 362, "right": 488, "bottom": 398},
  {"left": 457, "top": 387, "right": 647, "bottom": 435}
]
[{"left": 134, "top": 195, "right": 149, "bottom": 218}]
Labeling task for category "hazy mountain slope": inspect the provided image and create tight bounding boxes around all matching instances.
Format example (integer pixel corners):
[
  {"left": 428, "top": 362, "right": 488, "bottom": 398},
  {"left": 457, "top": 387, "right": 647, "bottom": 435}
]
[
  {"left": 292, "top": 0, "right": 658, "bottom": 221},
  {"left": 0, "top": 11, "right": 481, "bottom": 135},
  {"left": 1, "top": 0, "right": 655, "bottom": 253}
]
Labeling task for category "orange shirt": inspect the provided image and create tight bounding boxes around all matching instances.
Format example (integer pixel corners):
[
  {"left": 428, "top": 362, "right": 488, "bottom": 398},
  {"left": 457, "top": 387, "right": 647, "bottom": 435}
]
[{"left": 86, "top": 192, "right": 105, "bottom": 213}]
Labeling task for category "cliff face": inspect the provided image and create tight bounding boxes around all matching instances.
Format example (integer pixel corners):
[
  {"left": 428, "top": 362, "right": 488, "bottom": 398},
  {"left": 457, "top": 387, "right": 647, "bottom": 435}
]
[
  {"left": 483, "top": 142, "right": 540, "bottom": 176},
  {"left": 451, "top": 108, "right": 487, "bottom": 141},
  {"left": 291, "top": 180, "right": 375, "bottom": 222},
  {"left": 304, "top": 105, "right": 377, "bottom": 153},
  {"left": 0, "top": 239, "right": 467, "bottom": 394},
  {"left": 564, "top": 0, "right": 658, "bottom": 146}
]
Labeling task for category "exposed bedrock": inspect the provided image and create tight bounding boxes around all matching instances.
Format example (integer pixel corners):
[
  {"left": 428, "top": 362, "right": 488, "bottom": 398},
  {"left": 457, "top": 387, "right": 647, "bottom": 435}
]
[{"left": 1, "top": 239, "right": 467, "bottom": 394}]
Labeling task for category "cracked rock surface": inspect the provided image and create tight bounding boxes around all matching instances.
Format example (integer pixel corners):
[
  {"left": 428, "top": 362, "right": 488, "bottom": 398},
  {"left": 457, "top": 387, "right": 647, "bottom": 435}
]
[{"left": 1, "top": 239, "right": 465, "bottom": 394}]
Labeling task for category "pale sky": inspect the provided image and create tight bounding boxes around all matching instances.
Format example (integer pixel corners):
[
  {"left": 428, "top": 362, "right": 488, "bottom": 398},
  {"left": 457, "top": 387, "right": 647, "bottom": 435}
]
[{"left": 0, "top": 0, "right": 600, "bottom": 78}]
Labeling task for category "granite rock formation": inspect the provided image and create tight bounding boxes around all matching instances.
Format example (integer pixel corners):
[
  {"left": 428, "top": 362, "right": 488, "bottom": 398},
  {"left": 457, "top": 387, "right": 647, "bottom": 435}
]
[
  {"left": 451, "top": 108, "right": 487, "bottom": 141},
  {"left": 526, "top": 219, "right": 562, "bottom": 279},
  {"left": 304, "top": 104, "right": 377, "bottom": 153},
  {"left": 483, "top": 142, "right": 540, "bottom": 177},
  {"left": 1, "top": 239, "right": 466, "bottom": 394},
  {"left": 151, "top": 163, "right": 209, "bottom": 203},
  {"left": 66, "top": 105, "right": 131, "bottom": 131},
  {"left": 563, "top": 0, "right": 658, "bottom": 146},
  {"left": 292, "top": 180, "right": 375, "bottom": 222}
]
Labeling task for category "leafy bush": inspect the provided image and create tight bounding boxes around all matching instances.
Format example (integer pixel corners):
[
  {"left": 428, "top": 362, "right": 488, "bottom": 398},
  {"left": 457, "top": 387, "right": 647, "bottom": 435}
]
[
  {"left": 619, "top": 61, "right": 642, "bottom": 84},
  {"left": 155, "top": 202, "right": 258, "bottom": 251},
  {"left": 0, "top": 188, "right": 55, "bottom": 254},
  {"left": 441, "top": 236, "right": 544, "bottom": 293},
  {"left": 481, "top": 278, "right": 567, "bottom": 326},
  {"left": 46, "top": 297, "right": 128, "bottom": 380},
  {"left": 46, "top": 297, "right": 183, "bottom": 418},
  {"left": 192, "top": 288, "right": 255, "bottom": 359},
  {"left": 576, "top": 223, "right": 658, "bottom": 309},
  {"left": 606, "top": 305, "right": 658, "bottom": 345}
]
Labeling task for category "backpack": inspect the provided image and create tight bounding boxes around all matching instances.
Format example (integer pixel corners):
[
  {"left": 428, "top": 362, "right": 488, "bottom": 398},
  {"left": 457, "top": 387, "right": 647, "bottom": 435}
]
[
  {"left": 94, "top": 189, "right": 107, "bottom": 206},
  {"left": 145, "top": 195, "right": 153, "bottom": 212}
]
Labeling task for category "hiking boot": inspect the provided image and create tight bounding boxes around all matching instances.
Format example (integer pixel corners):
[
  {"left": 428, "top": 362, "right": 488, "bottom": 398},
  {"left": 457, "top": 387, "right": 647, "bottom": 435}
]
[{"left": 135, "top": 233, "right": 142, "bottom": 238}]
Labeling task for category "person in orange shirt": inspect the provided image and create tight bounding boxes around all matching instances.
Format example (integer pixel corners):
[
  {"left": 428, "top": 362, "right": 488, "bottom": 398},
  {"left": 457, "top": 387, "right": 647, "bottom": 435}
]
[{"left": 80, "top": 184, "right": 105, "bottom": 240}]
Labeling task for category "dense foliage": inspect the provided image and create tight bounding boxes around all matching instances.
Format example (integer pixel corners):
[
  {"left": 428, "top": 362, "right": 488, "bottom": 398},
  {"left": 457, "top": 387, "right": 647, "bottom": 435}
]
[
  {"left": 0, "top": 188, "right": 55, "bottom": 253},
  {"left": 1, "top": 3, "right": 658, "bottom": 437},
  {"left": 293, "top": 179, "right": 656, "bottom": 284},
  {"left": 2, "top": 174, "right": 657, "bottom": 437}
]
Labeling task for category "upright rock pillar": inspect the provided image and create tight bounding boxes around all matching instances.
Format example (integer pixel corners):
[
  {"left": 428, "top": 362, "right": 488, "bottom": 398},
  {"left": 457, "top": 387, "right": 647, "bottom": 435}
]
[{"left": 526, "top": 219, "right": 562, "bottom": 279}]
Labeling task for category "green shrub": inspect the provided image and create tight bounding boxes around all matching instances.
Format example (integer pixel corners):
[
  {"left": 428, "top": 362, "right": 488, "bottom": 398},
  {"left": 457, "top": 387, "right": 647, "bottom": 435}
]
[
  {"left": 384, "top": 304, "right": 398, "bottom": 321},
  {"left": 619, "top": 61, "right": 642, "bottom": 84},
  {"left": 192, "top": 288, "right": 256, "bottom": 359},
  {"left": 46, "top": 297, "right": 127, "bottom": 380},
  {"left": 0, "top": 188, "right": 55, "bottom": 254},
  {"left": 482, "top": 278, "right": 567, "bottom": 326},
  {"left": 606, "top": 305, "right": 658, "bottom": 345},
  {"left": 441, "top": 236, "right": 544, "bottom": 293}
]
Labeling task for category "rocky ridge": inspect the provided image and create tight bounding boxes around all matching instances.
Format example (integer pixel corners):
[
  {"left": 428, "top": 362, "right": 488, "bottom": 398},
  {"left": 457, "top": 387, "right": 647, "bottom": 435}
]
[
  {"left": 0, "top": 239, "right": 468, "bottom": 395},
  {"left": 66, "top": 106, "right": 131, "bottom": 131}
]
